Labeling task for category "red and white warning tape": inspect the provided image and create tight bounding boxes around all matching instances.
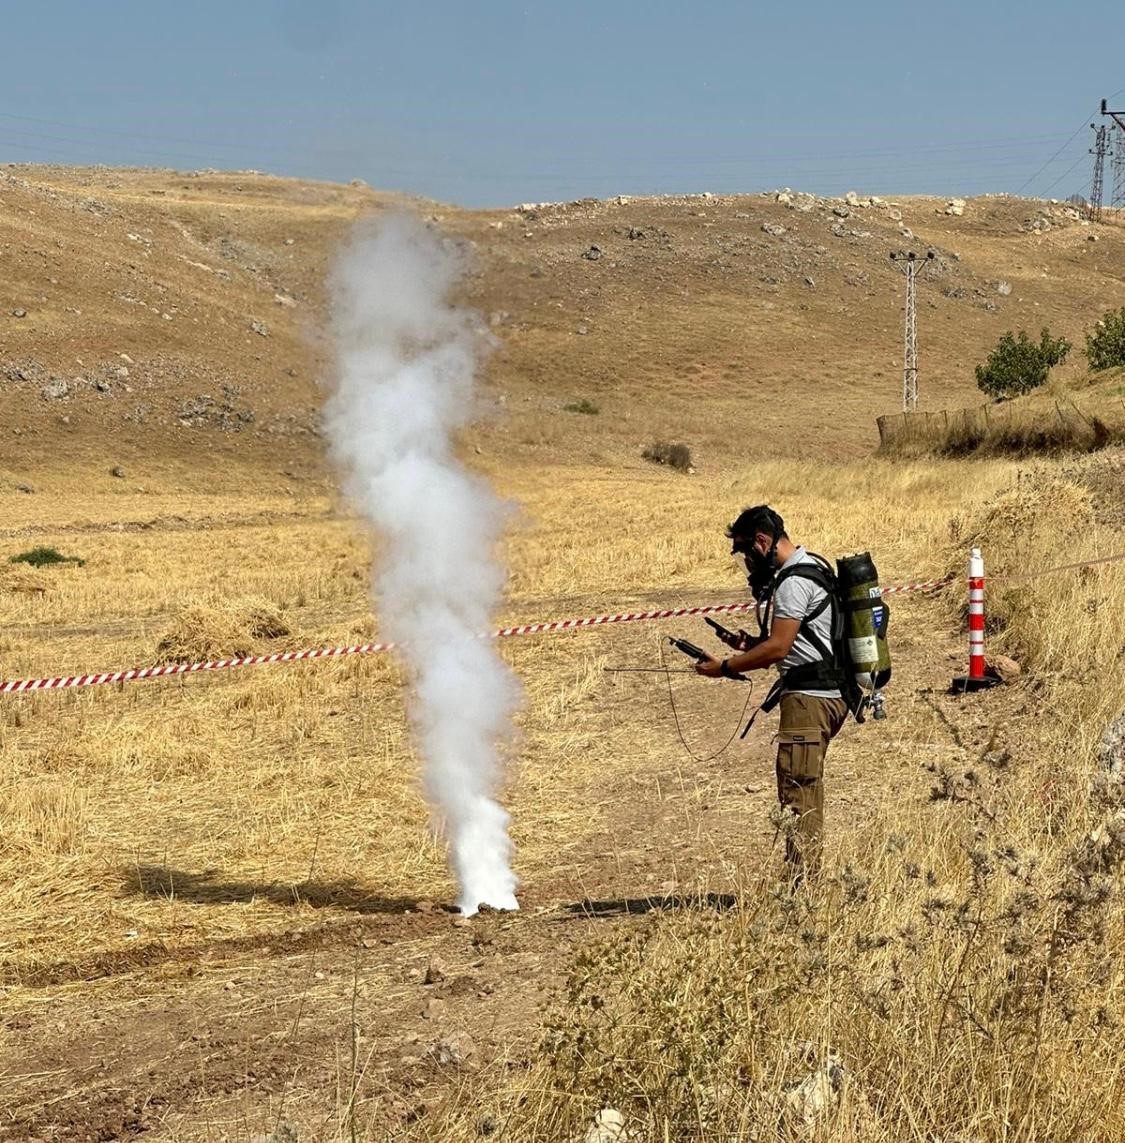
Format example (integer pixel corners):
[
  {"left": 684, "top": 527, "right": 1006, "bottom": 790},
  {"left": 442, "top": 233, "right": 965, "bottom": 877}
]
[
  {"left": 879, "top": 576, "right": 955, "bottom": 595},
  {"left": 0, "top": 581, "right": 951, "bottom": 695}
]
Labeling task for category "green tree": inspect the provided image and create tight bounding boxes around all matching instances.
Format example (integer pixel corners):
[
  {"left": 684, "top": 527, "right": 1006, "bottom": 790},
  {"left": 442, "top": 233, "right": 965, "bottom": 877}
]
[
  {"left": 975, "top": 328, "right": 1071, "bottom": 400},
  {"left": 1085, "top": 307, "right": 1125, "bottom": 371}
]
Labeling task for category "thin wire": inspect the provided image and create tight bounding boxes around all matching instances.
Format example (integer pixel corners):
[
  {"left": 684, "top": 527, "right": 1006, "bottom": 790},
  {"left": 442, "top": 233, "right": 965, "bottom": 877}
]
[
  {"left": 0, "top": 108, "right": 1071, "bottom": 166},
  {"left": 659, "top": 640, "right": 757, "bottom": 765},
  {"left": 1015, "top": 109, "right": 1100, "bottom": 196},
  {"left": 1038, "top": 150, "right": 1095, "bottom": 199},
  {"left": 993, "top": 549, "right": 1125, "bottom": 581}
]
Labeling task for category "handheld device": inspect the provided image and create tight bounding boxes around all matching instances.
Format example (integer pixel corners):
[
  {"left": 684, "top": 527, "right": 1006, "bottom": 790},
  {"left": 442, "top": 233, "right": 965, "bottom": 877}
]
[{"left": 668, "top": 636, "right": 748, "bottom": 681}]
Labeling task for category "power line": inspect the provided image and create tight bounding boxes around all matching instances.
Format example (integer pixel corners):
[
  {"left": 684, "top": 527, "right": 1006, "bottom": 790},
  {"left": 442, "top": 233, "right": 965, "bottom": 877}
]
[
  {"left": 1039, "top": 150, "right": 1095, "bottom": 198},
  {"left": 1015, "top": 109, "right": 1101, "bottom": 196},
  {"left": 0, "top": 109, "right": 1075, "bottom": 168}
]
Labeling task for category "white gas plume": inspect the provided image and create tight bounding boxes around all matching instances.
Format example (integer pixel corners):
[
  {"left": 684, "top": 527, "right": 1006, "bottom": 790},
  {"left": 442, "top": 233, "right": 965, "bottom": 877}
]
[{"left": 324, "top": 213, "right": 521, "bottom": 915}]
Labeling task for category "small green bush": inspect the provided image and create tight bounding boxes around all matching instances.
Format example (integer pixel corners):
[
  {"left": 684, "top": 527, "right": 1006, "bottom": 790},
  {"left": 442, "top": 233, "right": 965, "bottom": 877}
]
[
  {"left": 564, "top": 398, "right": 600, "bottom": 415},
  {"left": 642, "top": 441, "right": 694, "bottom": 472},
  {"left": 10, "top": 546, "right": 85, "bottom": 568},
  {"left": 975, "top": 328, "right": 1071, "bottom": 400},
  {"left": 1086, "top": 308, "right": 1125, "bottom": 371}
]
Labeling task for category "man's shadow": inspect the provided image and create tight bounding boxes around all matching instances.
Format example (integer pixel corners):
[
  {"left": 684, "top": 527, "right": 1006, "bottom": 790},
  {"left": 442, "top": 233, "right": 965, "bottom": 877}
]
[{"left": 124, "top": 863, "right": 436, "bottom": 916}]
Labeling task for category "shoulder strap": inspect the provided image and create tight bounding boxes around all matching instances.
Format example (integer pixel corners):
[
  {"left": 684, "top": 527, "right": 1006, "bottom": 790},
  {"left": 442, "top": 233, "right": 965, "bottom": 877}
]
[{"left": 767, "top": 556, "right": 842, "bottom": 674}]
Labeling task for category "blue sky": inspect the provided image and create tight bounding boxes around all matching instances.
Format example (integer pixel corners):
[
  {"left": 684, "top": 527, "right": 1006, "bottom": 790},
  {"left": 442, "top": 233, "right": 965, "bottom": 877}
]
[{"left": 2, "top": 1, "right": 1122, "bottom": 207}]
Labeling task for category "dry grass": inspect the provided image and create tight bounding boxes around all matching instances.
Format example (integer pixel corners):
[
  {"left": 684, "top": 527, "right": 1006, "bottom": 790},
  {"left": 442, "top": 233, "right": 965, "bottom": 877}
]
[
  {"left": 879, "top": 370, "right": 1125, "bottom": 457},
  {"left": 0, "top": 458, "right": 1015, "bottom": 985}
]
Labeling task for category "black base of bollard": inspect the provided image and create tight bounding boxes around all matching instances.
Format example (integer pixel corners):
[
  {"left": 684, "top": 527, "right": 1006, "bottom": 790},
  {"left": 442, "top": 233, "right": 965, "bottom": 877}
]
[{"left": 949, "top": 674, "right": 1001, "bottom": 695}]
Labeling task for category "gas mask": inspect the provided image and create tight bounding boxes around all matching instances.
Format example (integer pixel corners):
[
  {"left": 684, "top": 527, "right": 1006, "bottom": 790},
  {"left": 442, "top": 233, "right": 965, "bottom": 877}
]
[
  {"left": 746, "top": 546, "right": 779, "bottom": 601},
  {"left": 734, "top": 538, "right": 780, "bottom": 601}
]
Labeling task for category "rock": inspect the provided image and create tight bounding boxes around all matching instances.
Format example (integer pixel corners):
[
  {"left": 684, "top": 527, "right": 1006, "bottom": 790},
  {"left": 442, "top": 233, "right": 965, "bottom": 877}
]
[
  {"left": 119, "top": 353, "right": 134, "bottom": 365},
  {"left": 832, "top": 205, "right": 851, "bottom": 218},
  {"left": 274, "top": 293, "right": 297, "bottom": 307},
  {"left": 431, "top": 1032, "right": 476, "bottom": 1067},
  {"left": 996, "top": 281, "right": 1012, "bottom": 296},
  {"left": 11, "top": 308, "right": 27, "bottom": 318},
  {"left": 1099, "top": 712, "right": 1125, "bottom": 781},
  {"left": 250, "top": 319, "right": 270, "bottom": 337},
  {"left": 761, "top": 222, "right": 787, "bottom": 237},
  {"left": 584, "top": 1108, "right": 630, "bottom": 1143},
  {"left": 576, "top": 323, "right": 589, "bottom": 335},
  {"left": 614, "top": 195, "right": 631, "bottom": 206},
  {"left": 111, "top": 466, "right": 126, "bottom": 479},
  {"left": 626, "top": 227, "right": 645, "bottom": 240},
  {"left": 783, "top": 1050, "right": 845, "bottom": 1132},
  {"left": 1089, "top": 809, "right": 1125, "bottom": 857},
  {"left": 94, "top": 379, "right": 111, "bottom": 393},
  {"left": 987, "top": 654, "right": 1021, "bottom": 682},
  {"left": 424, "top": 955, "right": 448, "bottom": 985},
  {"left": 945, "top": 198, "right": 966, "bottom": 216},
  {"left": 887, "top": 208, "right": 903, "bottom": 222},
  {"left": 582, "top": 245, "right": 602, "bottom": 261},
  {"left": 845, "top": 191, "right": 861, "bottom": 207},
  {"left": 15, "top": 483, "right": 34, "bottom": 494},
  {"left": 251, "top": 1124, "right": 298, "bottom": 1143},
  {"left": 734, "top": 211, "right": 751, "bottom": 219},
  {"left": 41, "top": 379, "right": 69, "bottom": 400},
  {"left": 1088, "top": 234, "right": 1099, "bottom": 242},
  {"left": 421, "top": 996, "right": 447, "bottom": 1020},
  {"left": 804, "top": 276, "right": 815, "bottom": 288},
  {"left": 776, "top": 192, "right": 793, "bottom": 206}
]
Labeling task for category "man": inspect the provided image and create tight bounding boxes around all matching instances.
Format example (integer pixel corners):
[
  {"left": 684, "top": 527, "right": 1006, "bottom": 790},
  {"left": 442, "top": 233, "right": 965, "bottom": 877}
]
[{"left": 695, "top": 505, "right": 848, "bottom": 879}]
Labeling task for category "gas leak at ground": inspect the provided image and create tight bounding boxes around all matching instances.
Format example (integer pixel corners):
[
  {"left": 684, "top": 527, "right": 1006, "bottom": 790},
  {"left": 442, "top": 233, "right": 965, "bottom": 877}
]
[{"left": 323, "top": 214, "right": 522, "bottom": 916}]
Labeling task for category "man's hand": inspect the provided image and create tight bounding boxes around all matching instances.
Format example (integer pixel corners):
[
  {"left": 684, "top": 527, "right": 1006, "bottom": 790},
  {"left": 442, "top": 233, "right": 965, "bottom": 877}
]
[{"left": 694, "top": 654, "right": 725, "bottom": 678}]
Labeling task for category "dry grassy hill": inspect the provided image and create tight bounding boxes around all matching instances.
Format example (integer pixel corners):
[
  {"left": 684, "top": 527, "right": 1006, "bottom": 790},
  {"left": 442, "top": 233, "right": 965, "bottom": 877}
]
[{"left": 2, "top": 165, "right": 1122, "bottom": 490}]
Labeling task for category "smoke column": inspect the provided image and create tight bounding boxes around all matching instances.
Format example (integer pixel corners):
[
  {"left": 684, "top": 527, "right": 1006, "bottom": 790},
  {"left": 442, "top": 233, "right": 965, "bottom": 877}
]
[{"left": 324, "top": 214, "right": 521, "bottom": 915}]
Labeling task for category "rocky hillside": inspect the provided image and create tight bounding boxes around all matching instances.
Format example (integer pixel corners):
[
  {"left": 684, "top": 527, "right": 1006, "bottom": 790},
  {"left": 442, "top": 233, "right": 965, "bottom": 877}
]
[{"left": 1, "top": 165, "right": 1122, "bottom": 487}]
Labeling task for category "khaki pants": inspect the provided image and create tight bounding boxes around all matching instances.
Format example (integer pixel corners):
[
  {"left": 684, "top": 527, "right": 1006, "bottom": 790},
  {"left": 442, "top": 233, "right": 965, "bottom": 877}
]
[{"left": 776, "top": 692, "right": 849, "bottom": 878}]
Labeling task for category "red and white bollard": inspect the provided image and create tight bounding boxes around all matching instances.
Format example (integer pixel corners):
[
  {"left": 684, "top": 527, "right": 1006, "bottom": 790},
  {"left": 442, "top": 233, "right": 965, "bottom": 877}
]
[{"left": 952, "top": 546, "right": 998, "bottom": 693}]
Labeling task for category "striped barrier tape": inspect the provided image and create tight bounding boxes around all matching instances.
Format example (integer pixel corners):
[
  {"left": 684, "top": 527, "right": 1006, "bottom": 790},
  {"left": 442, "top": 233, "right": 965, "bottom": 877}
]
[{"left": 0, "top": 579, "right": 953, "bottom": 695}]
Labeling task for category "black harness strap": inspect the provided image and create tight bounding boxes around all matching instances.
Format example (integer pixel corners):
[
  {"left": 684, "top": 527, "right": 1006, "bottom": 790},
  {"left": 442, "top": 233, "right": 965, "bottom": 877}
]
[{"left": 746, "top": 556, "right": 856, "bottom": 724}]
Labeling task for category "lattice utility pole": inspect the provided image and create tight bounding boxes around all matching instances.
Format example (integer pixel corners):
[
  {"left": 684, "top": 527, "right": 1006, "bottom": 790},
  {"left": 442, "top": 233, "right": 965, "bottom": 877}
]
[
  {"left": 1089, "top": 122, "right": 1108, "bottom": 221},
  {"left": 1111, "top": 126, "right": 1125, "bottom": 212},
  {"left": 890, "top": 250, "right": 935, "bottom": 412},
  {"left": 1102, "top": 99, "right": 1125, "bottom": 213}
]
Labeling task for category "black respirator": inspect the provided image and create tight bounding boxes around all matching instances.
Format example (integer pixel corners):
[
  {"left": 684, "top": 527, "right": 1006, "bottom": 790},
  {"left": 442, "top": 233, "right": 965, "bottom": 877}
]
[{"left": 732, "top": 520, "right": 782, "bottom": 601}]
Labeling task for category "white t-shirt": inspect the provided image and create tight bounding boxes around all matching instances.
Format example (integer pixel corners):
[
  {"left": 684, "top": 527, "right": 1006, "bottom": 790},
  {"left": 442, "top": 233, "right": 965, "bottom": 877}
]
[{"left": 771, "top": 547, "right": 841, "bottom": 700}]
